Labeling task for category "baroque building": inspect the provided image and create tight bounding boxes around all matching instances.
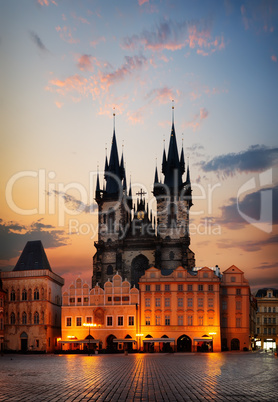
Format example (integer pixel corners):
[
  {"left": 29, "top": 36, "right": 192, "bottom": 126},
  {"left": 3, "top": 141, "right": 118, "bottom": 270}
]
[
  {"left": 1, "top": 241, "right": 64, "bottom": 352},
  {"left": 255, "top": 288, "right": 278, "bottom": 351},
  {"left": 92, "top": 109, "right": 195, "bottom": 288}
]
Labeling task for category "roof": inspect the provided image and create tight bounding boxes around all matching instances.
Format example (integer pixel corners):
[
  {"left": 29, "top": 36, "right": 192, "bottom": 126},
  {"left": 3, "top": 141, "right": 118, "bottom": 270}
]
[
  {"left": 255, "top": 288, "right": 278, "bottom": 298},
  {"left": 13, "top": 241, "right": 52, "bottom": 272}
]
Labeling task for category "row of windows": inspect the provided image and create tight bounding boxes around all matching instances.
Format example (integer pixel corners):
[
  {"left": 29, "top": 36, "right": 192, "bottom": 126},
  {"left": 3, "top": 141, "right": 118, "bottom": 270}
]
[
  {"left": 10, "top": 312, "right": 41, "bottom": 325},
  {"left": 258, "top": 327, "right": 276, "bottom": 335},
  {"left": 221, "top": 317, "right": 242, "bottom": 328},
  {"left": 257, "top": 317, "right": 277, "bottom": 324},
  {"left": 145, "top": 284, "right": 215, "bottom": 292},
  {"left": 258, "top": 307, "right": 277, "bottom": 312},
  {"left": 66, "top": 315, "right": 135, "bottom": 327},
  {"left": 9, "top": 288, "right": 59, "bottom": 303},
  {"left": 222, "top": 301, "right": 242, "bottom": 310},
  {"left": 144, "top": 315, "right": 214, "bottom": 326},
  {"left": 69, "top": 296, "right": 130, "bottom": 304},
  {"left": 145, "top": 297, "right": 215, "bottom": 308}
]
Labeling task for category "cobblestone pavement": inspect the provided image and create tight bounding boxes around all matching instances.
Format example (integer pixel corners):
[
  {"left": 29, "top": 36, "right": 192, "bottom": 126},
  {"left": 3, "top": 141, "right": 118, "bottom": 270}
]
[{"left": 0, "top": 352, "right": 277, "bottom": 401}]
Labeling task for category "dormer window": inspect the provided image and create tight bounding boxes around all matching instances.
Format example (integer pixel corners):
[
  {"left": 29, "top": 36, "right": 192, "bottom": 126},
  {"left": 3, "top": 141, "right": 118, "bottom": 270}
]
[{"left": 268, "top": 292, "right": 272, "bottom": 298}]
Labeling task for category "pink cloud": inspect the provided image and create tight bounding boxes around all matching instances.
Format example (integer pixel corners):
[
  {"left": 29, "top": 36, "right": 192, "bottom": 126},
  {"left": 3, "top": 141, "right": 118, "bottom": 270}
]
[
  {"left": 271, "top": 54, "right": 277, "bottom": 62},
  {"left": 55, "top": 101, "right": 64, "bottom": 108},
  {"left": 138, "top": 0, "right": 149, "bottom": 5},
  {"left": 122, "top": 19, "right": 225, "bottom": 55},
  {"left": 37, "top": 0, "right": 57, "bottom": 5},
  {"left": 71, "top": 12, "right": 90, "bottom": 25},
  {"left": 56, "top": 26, "right": 79, "bottom": 44},
  {"left": 90, "top": 36, "right": 106, "bottom": 47},
  {"left": 100, "top": 55, "right": 147, "bottom": 87},
  {"left": 127, "top": 106, "right": 146, "bottom": 125},
  {"left": 77, "top": 55, "right": 94, "bottom": 71},
  {"left": 49, "top": 74, "right": 89, "bottom": 96},
  {"left": 184, "top": 107, "right": 209, "bottom": 131},
  {"left": 146, "top": 87, "right": 176, "bottom": 104}
]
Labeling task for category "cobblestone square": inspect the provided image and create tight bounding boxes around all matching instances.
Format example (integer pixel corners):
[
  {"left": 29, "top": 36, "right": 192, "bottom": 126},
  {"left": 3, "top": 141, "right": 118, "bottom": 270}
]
[{"left": 0, "top": 352, "right": 277, "bottom": 401}]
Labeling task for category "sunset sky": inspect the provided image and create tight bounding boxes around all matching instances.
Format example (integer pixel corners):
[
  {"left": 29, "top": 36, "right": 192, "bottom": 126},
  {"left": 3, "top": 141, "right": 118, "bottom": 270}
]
[{"left": 1, "top": 0, "right": 277, "bottom": 292}]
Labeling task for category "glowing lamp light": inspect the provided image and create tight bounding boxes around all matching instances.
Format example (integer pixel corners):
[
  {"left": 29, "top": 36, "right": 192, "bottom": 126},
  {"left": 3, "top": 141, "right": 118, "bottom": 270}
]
[
  {"left": 57, "top": 338, "right": 61, "bottom": 342},
  {"left": 136, "top": 334, "right": 144, "bottom": 337},
  {"left": 83, "top": 323, "right": 97, "bottom": 327},
  {"left": 67, "top": 335, "right": 76, "bottom": 339},
  {"left": 209, "top": 332, "right": 217, "bottom": 336}
]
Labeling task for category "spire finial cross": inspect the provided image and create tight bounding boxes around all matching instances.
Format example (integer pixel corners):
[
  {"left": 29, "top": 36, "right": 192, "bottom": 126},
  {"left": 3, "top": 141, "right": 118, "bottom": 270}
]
[{"left": 136, "top": 188, "right": 147, "bottom": 200}]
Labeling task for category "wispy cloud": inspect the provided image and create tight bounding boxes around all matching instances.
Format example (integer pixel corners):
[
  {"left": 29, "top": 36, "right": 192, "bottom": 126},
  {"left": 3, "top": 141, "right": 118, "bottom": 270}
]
[
  {"left": 90, "top": 36, "right": 106, "bottom": 47},
  {"left": 271, "top": 54, "right": 277, "bottom": 62},
  {"left": 184, "top": 107, "right": 209, "bottom": 131},
  {"left": 146, "top": 86, "right": 176, "bottom": 104},
  {"left": 138, "top": 0, "right": 149, "bottom": 5},
  {"left": 201, "top": 145, "right": 278, "bottom": 175},
  {"left": 77, "top": 54, "right": 95, "bottom": 71},
  {"left": 29, "top": 31, "right": 48, "bottom": 52},
  {"left": 56, "top": 26, "right": 79, "bottom": 44},
  {"left": 100, "top": 55, "right": 147, "bottom": 87},
  {"left": 122, "top": 18, "right": 225, "bottom": 55},
  {"left": 216, "top": 234, "right": 278, "bottom": 252},
  {"left": 37, "top": 0, "right": 57, "bottom": 6}
]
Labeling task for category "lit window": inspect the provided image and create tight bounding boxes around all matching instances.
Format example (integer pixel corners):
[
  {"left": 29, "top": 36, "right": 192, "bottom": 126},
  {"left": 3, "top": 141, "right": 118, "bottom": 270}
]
[
  {"left": 66, "top": 317, "right": 72, "bottom": 327},
  {"left": 145, "top": 298, "right": 151, "bottom": 307},
  {"left": 145, "top": 316, "right": 151, "bottom": 326},
  {"left": 187, "top": 298, "right": 193, "bottom": 308},
  {"left": 178, "top": 298, "right": 183, "bottom": 307},
  {"left": 165, "top": 298, "right": 170, "bottom": 307},
  {"left": 146, "top": 285, "right": 150, "bottom": 291},
  {"left": 198, "top": 298, "right": 203, "bottom": 308},
  {"left": 165, "top": 316, "right": 170, "bottom": 326},
  {"left": 165, "top": 284, "right": 170, "bottom": 291},
  {"left": 178, "top": 316, "right": 183, "bottom": 325},
  {"left": 178, "top": 284, "right": 183, "bottom": 291},
  {"left": 76, "top": 317, "right": 82, "bottom": 327},
  {"left": 155, "top": 315, "right": 161, "bottom": 325},
  {"left": 117, "top": 316, "right": 123, "bottom": 326},
  {"left": 128, "top": 316, "right": 134, "bottom": 326},
  {"left": 155, "top": 298, "right": 161, "bottom": 307},
  {"left": 107, "top": 316, "right": 113, "bottom": 326}
]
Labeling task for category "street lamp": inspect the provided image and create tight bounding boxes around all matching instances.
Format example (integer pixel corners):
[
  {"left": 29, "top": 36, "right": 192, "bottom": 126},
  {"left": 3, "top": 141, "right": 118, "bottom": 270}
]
[
  {"left": 209, "top": 332, "right": 217, "bottom": 352},
  {"left": 83, "top": 323, "right": 97, "bottom": 355},
  {"left": 136, "top": 334, "right": 144, "bottom": 352}
]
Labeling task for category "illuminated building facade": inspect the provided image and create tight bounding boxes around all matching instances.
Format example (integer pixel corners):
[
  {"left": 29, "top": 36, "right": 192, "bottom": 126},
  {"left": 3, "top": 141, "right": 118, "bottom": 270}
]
[
  {"left": 60, "top": 275, "right": 139, "bottom": 352},
  {"left": 255, "top": 288, "right": 278, "bottom": 351},
  {"left": 0, "top": 279, "right": 6, "bottom": 353},
  {"left": 1, "top": 241, "right": 64, "bottom": 352}
]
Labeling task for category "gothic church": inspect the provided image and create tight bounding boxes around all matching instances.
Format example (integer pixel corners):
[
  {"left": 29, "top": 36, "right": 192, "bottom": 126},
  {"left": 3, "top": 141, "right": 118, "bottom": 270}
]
[{"left": 92, "top": 108, "right": 195, "bottom": 288}]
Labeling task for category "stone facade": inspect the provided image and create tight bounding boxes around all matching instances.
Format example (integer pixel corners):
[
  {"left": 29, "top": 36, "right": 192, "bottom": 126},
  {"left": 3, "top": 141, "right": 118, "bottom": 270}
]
[{"left": 1, "top": 241, "right": 64, "bottom": 352}]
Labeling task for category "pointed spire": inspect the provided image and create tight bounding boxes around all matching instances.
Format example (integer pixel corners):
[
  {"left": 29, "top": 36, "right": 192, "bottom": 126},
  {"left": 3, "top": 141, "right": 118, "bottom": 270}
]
[
  {"left": 96, "top": 165, "right": 100, "bottom": 191},
  {"left": 186, "top": 156, "right": 191, "bottom": 184},
  {"left": 105, "top": 110, "right": 122, "bottom": 195},
  {"left": 180, "top": 144, "right": 185, "bottom": 175},
  {"left": 154, "top": 165, "right": 159, "bottom": 184}
]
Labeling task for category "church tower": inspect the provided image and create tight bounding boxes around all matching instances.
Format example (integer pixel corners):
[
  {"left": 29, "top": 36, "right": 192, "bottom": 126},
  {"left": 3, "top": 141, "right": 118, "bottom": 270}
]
[
  {"left": 153, "top": 104, "right": 195, "bottom": 272},
  {"left": 92, "top": 106, "right": 195, "bottom": 288}
]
